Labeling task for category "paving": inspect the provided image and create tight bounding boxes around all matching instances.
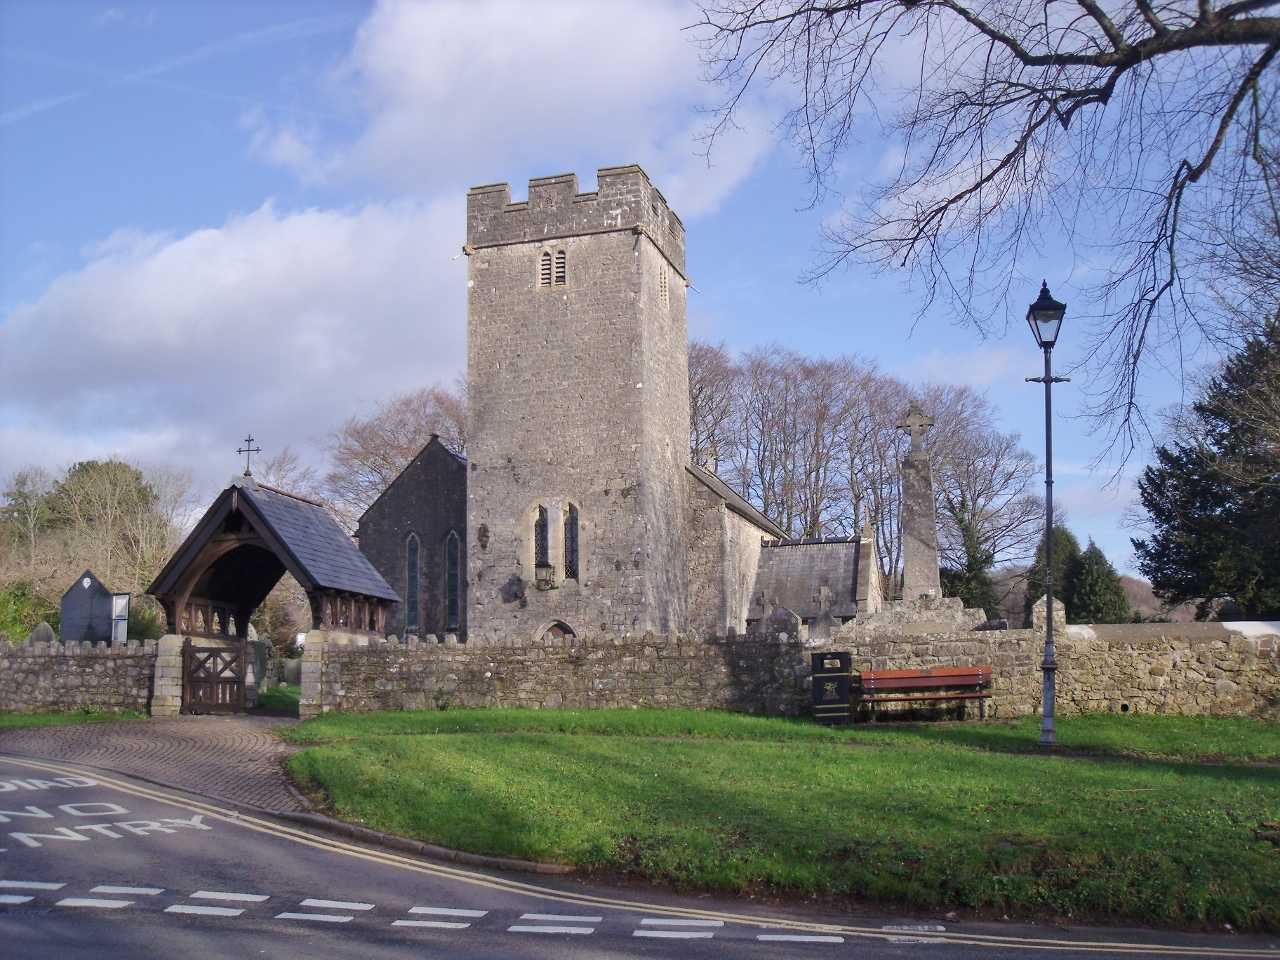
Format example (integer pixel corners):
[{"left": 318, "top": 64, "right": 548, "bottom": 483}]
[{"left": 0, "top": 714, "right": 303, "bottom": 812}]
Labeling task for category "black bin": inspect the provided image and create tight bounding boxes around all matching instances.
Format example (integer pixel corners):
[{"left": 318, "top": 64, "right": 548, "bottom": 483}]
[{"left": 811, "top": 651, "right": 853, "bottom": 725}]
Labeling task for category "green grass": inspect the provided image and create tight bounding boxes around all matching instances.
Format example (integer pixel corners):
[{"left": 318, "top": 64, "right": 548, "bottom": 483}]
[
  {"left": 287, "top": 706, "right": 1280, "bottom": 763},
  {"left": 287, "top": 709, "right": 1280, "bottom": 929},
  {"left": 256, "top": 684, "right": 300, "bottom": 713},
  {"left": 0, "top": 707, "right": 143, "bottom": 730}
]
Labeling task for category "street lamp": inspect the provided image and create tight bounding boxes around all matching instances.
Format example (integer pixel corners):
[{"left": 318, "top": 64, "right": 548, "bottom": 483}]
[{"left": 1026, "top": 281, "right": 1068, "bottom": 746}]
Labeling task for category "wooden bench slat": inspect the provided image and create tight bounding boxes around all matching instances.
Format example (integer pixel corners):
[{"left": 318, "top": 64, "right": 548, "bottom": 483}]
[
  {"left": 860, "top": 670, "right": 988, "bottom": 686},
  {"left": 861, "top": 692, "right": 993, "bottom": 703},
  {"left": 863, "top": 677, "right": 988, "bottom": 691}
]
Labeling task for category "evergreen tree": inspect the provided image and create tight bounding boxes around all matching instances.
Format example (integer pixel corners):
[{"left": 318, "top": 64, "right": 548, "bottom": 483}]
[
  {"left": 1133, "top": 323, "right": 1280, "bottom": 619},
  {"left": 939, "top": 492, "right": 1000, "bottom": 619},
  {"left": 1066, "top": 540, "right": 1132, "bottom": 624},
  {"left": 1023, "top": 525, "right": 1082, "bottom": 626}
]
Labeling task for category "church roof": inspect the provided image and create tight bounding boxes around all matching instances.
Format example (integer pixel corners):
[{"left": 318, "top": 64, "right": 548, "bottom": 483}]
[
  {"left": 358, "top": 436, "right": 466, "bottom": 527},
  {"left": 686, "top": 463, "right": 786, "bottom": 539},
  {"left": 751, "top": 537, "right": 871, "bottom": 621}
]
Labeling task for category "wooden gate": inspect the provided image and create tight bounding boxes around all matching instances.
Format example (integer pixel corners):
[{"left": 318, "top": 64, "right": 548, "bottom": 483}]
[{"left": 182, "top": 638, "right": 247, "bottom": 714}]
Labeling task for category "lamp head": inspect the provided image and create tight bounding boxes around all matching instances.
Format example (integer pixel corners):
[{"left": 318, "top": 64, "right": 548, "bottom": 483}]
[{"left": 1027, "top": 281, "right": 1066, "bottom": 349}]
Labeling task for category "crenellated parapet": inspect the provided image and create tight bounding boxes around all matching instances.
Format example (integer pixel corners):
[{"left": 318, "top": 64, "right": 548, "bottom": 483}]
[{"left": 466, "top": 165, "right": 686, "bottom": 277}]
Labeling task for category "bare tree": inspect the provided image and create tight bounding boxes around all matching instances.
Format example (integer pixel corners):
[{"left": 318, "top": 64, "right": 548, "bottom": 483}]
[
  {"left": 695, "top": 0, "right": 1280, "bottom": 458},
  {"left": 689, "top": 339, "right": 741, "bottom": 471},
  {"left": 319, "top": 380, "right": 467, "bottom": 527},
  {"left": 257, "top": 445, "right": 321, "bottom": 498},
  {"left": 2, "top": 466, "right": 54, "bottom": 570}
]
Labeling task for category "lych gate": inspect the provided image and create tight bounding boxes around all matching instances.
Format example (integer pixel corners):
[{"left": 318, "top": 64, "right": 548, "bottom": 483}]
[{"left": 148, "top": 474, "right": 399, "bottom": 713}]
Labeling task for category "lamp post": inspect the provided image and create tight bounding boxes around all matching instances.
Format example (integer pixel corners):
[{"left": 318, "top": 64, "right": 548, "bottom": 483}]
[{"left": 1025, "top": 281, "right": 1068, "bottom": 746}]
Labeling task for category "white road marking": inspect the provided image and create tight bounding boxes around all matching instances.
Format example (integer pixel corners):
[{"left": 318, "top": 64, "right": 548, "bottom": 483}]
[
  {"left": 91, "top": 886, "right": 163, "bottom": 895},
  {"left": 507, "top": 925, "right": 594, "bottom": 934},
  {"left": 55, "top": 897, "right": 132, "bottom": 908},
  {"left": 409, "top": 906, "right": 488, "bottom": 918},
  {"left": 520, "top": 913, "right": 603, "bottom": 922},
  {"left": 758, "top": 934, "right": 846, "bottom": 943},
  {"left": 299, "top": 898, "right": 374, "bottom": 910},
  {"left": 0, "top": 880, "right": 64, "bottom": 890},
  {"left": 887, "top": 937, "right": 931, "bottom": 943},
  {"left": 392, "top": 919, "right": 471, "bottom": 929},
  {"left": 633, "top": 930, "right": 715, "bottom": 939},
  {"left": 191, "top": 890, "right": 269, "bottom": 902},
  {"left": 640, "top": 918, "right": 724, "bottom": 926},
  {"left": 883, "top": 924, "right": 946, "bottom": 932},
  {"left": 276, "top": 912, "right": 353, "bottom": 923},
  {"left": 166, "top": 904, "right": 244, "bottom": 917},
  {"left": 0, "top": 895, "right": 34, "bottom": 904}
]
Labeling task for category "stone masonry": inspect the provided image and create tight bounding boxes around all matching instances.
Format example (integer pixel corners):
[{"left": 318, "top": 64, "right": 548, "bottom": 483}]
[
  {"left": 465, "top": 166, "right": 692, "bottom": 642},
  {"left": 0, "top": 638, "right": 157, "bottom": 714},
  {"left": 298, "top": 608, "right": 1280, "bottom": 720}
]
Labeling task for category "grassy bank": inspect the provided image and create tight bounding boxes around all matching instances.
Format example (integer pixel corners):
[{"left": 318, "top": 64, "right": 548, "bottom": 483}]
[
  {"left": 287, "top": 709, "right": 1280, "bottom": 929},
  {"left": 0, "top": 707, "right": 143, "bottom": 730},
  {"left": 256, "top": 684, "right": 300, "bottom": 713}
]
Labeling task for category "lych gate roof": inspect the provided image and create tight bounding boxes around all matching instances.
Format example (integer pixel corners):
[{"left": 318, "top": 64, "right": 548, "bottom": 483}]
[
  {"left": 149, "top": 474, "right": 398, "bottom": 610},
  {"left": 247, "top": 482, "right": 397, "bottom": 600}
]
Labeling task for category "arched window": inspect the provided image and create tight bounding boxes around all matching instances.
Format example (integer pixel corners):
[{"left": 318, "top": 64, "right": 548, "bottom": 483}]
[
  {"left": 405, "top": 534, "right": 420, "bottom": 636},
  {"left": 534, "top": 506, "right": 549, "bottom": 568},
  {"left": 538, "top": 251, "right": 552, "bottom": 288},
  {"left": 554, "top": 249, "right": 567, "bottom": 286},
  {"left": 564, "top": 503, "right": 579, "bottom": 581},
  {"left": 445, "top": 531, "right": 460, "bottom": 632}
]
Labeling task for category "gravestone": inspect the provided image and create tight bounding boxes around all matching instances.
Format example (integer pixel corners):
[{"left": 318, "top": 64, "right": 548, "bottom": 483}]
[
  {"left": 808, "top": 585, "right": 841, "bottom": 641},
  {"left": 27, "top": 621, "right": 56, "bottom": 645},
  {"left": 760, "top": 604, "right": 801, "bottom": 641},
  {"left": 897, "top": 403, "right": 942, "bottom": 601}
]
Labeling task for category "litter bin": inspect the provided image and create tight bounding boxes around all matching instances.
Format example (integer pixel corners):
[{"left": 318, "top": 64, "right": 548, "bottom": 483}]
[{"left": 811, "top": 651, "right": 853, "bottom": 725}]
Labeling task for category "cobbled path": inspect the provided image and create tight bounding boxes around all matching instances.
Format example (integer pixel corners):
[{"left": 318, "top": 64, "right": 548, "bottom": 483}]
[{"left": 0, "top": 714, "right": 304, "bottom": 812}]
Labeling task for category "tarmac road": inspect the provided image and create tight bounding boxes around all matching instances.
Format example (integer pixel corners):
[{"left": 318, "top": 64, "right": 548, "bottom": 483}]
[{"left": 0, "top": 754, "right": 1271, "bottom": 960}]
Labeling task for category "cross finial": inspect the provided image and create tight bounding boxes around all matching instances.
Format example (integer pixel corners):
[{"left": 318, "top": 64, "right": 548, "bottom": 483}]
[
  {"left": 813, "top": 585, "right": 834, "bottom": 613},
  {"left": 896, "top": 402, "right": 935, "bottom": 453},
  {"left": 237, "top": 434, "right": 262, "bottom": 476}
]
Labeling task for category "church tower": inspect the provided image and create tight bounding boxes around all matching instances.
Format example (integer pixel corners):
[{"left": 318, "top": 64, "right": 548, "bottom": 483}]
[{"left": 464, "top": 166, "right": 690, "bottom": 642}]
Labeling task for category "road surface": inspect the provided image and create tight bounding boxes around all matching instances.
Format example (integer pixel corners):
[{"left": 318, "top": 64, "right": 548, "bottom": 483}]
[{"left": 0, "top": 754, "right": 1269, "bottom": 959}]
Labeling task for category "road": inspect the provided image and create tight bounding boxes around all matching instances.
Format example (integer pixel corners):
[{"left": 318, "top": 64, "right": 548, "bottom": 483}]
[{"left": 0, "top": 754, "right": 1270, "bottom": 960}]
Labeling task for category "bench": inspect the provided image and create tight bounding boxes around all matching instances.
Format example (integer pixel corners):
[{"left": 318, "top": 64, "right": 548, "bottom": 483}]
[{"left": 856, "top": 666, "right": 993, "bottom": 722}]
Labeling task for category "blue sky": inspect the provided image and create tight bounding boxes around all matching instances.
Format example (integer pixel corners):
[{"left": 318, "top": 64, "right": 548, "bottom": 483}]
[{"left": 0, "top": 0, "right": 1181, "bottom": 573}]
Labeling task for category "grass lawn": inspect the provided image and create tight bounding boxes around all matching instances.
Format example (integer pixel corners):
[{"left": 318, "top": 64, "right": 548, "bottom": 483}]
[
  {"left": 0, "top": 707, "right": 143, "bottom": 730},
  {"left": 287, "top": 709, "right": 1280, "bottom": 930},
  {"left": 256, "top": 684, "right": 300, "bottom": 713}
]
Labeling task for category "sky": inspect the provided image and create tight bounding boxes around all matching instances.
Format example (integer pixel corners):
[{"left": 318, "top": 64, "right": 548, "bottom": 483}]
[{"left": 0, "top": 0, "right": 1184, "bottom": 574}]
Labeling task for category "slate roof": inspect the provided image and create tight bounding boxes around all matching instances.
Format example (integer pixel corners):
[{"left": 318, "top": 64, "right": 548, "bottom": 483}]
[
  {"left": 686, "top": 464, "right": 785, "bottom": 539},
  {"left": 750, "top": 537, "right": 870, "bottom": 621},
  {"left": 238, "top": 478, "right": 399, "bottom": 601}
]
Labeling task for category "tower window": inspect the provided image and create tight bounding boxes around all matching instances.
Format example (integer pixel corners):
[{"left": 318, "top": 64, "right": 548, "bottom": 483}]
[
  {"left": 659, "top": 267, "right": 669, "bottom": 309},
  {"left": 564, "top": 503, "right": 579, "bottom": 581},
  {"left": 405, "top": 534, "right": 420, "bottom": 636},
  {"left": 534, "top": 506, "right": 549, "bottom": 567},
  {"left": 554, "top": 249, "right": 567, "bottom": 286},
  {"left": 539, "top": 251, "right": 552, "bottom": 287},
  {"left": 445, "top": 531, "right": 460, "bottom": 632}
]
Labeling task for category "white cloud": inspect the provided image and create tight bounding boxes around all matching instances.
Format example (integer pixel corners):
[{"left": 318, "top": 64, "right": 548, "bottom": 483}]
[
  {"left": 0, "top": 199, "right": 466, "bottom": 485},
  {"left": 895, "top": 343, "right": 1034, "bottom": 389},
  {"left": 247, "top": 0, "right": 776, "bottom": 218}
]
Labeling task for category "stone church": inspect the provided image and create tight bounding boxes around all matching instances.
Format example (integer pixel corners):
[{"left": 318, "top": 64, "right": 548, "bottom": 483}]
[{"left": 358, "top": 165, "right": 878, "bottom": 644}]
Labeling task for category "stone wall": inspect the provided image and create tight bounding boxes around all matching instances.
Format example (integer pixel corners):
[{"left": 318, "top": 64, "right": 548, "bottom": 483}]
[
  {"left": 299, "top": 628, "right": 809, "bottom": 719},
  {"left": 300, "top": 614, "right": 1280, "bottom": 722},
  {"left": 0, "top": 638, "right": 157, "bottom": 714}
]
